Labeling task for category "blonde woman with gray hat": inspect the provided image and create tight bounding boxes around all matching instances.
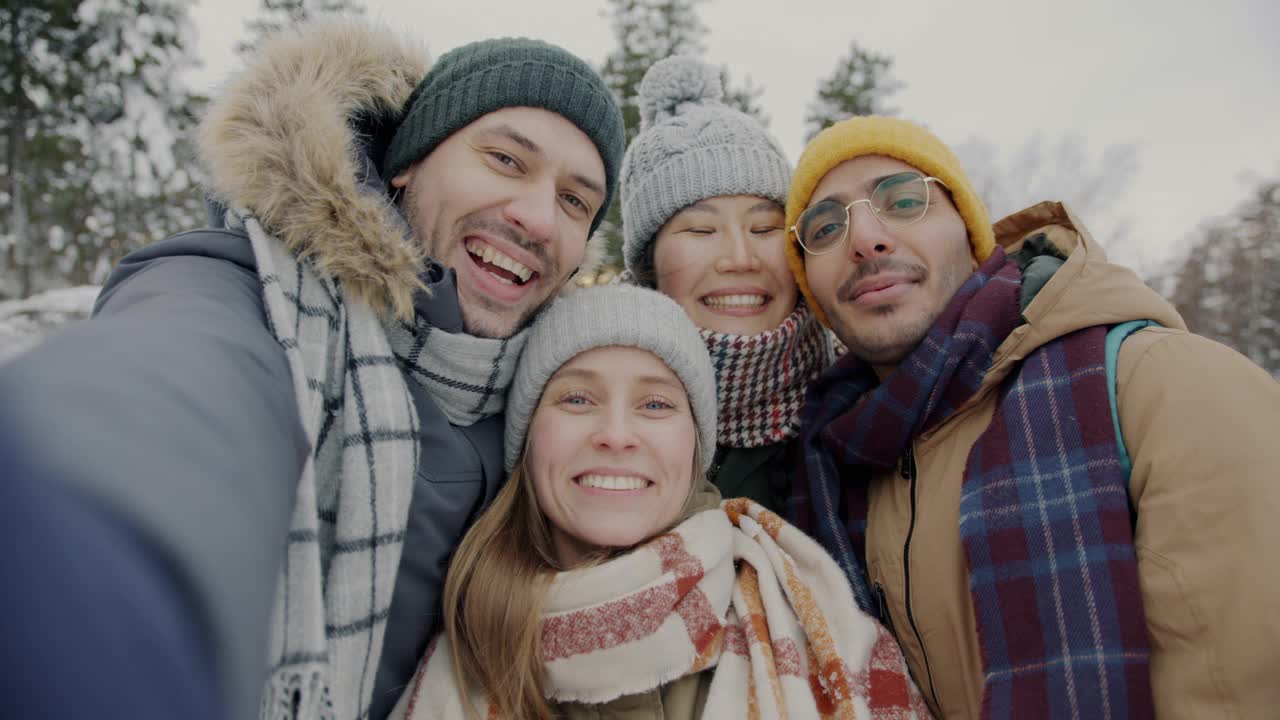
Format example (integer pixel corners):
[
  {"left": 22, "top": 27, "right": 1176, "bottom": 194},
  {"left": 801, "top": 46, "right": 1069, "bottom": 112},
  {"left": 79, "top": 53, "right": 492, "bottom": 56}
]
[
  {"left": 620, "top": 56, "right": 835, "bottom": 516},
  {"left": 388, "top": 285, "right": 926, "bottom": 720}
]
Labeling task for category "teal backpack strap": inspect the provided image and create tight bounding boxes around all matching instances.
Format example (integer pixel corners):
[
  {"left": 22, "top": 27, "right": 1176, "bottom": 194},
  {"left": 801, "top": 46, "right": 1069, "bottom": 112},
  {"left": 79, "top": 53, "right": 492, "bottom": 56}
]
[{"left": 1106, "top": 320, "right": 1160, "bottom": 484}]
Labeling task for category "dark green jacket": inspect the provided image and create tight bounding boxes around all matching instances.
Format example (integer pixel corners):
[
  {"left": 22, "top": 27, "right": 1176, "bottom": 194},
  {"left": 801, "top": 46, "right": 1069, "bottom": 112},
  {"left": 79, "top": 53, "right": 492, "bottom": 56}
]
[{"left": 708, "top": 440, "right": 797, "bottom": 515}]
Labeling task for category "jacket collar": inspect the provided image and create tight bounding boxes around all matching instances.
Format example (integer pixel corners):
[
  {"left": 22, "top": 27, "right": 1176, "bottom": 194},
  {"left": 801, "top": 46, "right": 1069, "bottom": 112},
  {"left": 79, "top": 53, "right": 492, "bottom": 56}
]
[{"left": 970, "top": 201, "right": 1186, "bottom": 401}]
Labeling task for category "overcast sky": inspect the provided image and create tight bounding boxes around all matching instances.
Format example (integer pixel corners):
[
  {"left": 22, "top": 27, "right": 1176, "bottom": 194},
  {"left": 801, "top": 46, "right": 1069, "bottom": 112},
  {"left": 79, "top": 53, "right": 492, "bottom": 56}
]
[{"left": 188, "top": 0, "right": 1280, "bottom": 274}]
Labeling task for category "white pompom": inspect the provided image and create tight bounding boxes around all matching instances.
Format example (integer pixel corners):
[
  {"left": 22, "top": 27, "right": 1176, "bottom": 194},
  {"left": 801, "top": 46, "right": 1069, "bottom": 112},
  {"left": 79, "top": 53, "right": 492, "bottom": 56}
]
[{"left": 638, "top": 56, "right": 724, "bottom": 129}]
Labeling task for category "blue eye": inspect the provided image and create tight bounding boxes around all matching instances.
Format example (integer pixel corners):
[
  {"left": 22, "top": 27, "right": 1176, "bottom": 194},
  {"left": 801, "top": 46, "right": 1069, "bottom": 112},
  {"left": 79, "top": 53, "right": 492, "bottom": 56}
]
[
  {"left": 558, "top": 392, "right": 590, "bottom": 407},
  {"left": 640, "top": 396, "right": 675, "bottom": 412}
]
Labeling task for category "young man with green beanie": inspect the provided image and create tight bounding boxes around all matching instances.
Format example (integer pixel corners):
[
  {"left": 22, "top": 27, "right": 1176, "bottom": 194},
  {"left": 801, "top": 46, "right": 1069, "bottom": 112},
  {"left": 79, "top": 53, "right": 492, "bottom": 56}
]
[
  {"left": 0, "top": 20, "right": 623, "bottom": 720},
  {"left": 786, "top": 116, "right": 1280, "bottom": 719}
]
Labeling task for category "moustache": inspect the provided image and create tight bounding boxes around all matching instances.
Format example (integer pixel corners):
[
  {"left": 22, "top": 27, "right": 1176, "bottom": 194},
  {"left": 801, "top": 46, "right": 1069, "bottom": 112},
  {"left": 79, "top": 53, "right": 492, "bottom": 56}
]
[
  {"left": 836, "top": 259, "right": 927, "bottom": 300},
  {"left": 460, "top": 216, "right": 556, "bottom": 277}
]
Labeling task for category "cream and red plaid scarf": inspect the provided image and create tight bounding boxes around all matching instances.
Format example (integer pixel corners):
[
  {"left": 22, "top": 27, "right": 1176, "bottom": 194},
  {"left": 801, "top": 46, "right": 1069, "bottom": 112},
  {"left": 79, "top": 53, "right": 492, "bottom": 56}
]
[
  {"left": 703, "top": 304, "right": 834, "bottom": 448},
  {"left": 390, "top": 499, "right": 928, "bottom": 719}
]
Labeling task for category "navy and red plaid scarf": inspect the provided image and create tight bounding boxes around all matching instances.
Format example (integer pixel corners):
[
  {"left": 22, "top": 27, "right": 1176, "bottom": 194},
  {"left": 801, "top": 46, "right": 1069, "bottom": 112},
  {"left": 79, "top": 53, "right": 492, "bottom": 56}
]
[{"left": 790, "top": 248, "right": 1153, "bottom": 718}]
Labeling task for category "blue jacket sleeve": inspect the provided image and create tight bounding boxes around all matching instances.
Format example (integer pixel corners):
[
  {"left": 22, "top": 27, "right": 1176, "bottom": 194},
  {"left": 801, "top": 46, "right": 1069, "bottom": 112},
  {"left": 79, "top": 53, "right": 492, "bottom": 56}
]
[
  {"left": 0, "top": 416, "right": 227, "bottom": 720},
  {"left": 0, "top": 229, "right": 308, "bottom": 720}
]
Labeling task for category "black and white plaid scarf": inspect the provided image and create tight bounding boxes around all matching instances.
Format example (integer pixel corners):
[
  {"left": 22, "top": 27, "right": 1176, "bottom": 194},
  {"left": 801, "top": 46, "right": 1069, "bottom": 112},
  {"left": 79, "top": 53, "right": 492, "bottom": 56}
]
[
  {"left": 234, "top": 212, "right": 525, "bottom": 720},
  {"left": 702, "top": 303, "right": 834, "bottom": 448}
]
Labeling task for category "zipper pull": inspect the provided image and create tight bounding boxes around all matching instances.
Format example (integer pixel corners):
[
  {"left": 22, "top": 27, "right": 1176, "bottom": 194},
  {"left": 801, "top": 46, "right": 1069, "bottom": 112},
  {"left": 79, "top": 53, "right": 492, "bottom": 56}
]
[
  {"left": 873, "top": 582, "right": 898, "bottom": 640},
  {"left": 900, "top": 445, "right": 917, "bottom": 481},
  {"left": 707, "top": 445, "right": 727, "bottom": 482}
]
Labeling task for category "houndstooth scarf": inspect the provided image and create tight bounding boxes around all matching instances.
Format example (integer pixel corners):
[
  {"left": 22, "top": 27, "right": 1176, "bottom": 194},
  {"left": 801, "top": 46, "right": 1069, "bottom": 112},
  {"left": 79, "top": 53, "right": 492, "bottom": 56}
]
[
  {"left": 702, "top": 303, "right": 834, "bottom": 448},
  {"left": 390, "top": 499, "right": 930, "bottom": 720},
  {"left": 235, "top": 212, "right": 525, "bottom": 720}
]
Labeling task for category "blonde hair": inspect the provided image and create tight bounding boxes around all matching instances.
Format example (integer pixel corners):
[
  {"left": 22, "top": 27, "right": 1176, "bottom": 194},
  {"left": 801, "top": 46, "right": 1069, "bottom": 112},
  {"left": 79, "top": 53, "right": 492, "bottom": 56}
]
[
  {"left": 442, "top": 457, "right": 555, "bottom": 720},
  {"left": 443, "top": 441, "right": 705, "bottom": 719}
]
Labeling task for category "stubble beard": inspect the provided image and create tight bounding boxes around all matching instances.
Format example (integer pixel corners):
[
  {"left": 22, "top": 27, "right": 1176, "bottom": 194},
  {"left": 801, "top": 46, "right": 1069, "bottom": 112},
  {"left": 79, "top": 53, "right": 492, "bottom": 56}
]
[
  {"left": 826, "top": 257, "right": 973, "bottom": 368},
  {"left": 403, "top": 185, "right": 562, "bottom": 339}
]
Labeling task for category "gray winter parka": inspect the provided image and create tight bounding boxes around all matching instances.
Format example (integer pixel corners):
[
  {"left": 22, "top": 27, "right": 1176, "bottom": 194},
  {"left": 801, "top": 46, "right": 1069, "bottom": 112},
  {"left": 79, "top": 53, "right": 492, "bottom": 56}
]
[{"left": 0, "top": 23, "right": 509, "bottom": 720}]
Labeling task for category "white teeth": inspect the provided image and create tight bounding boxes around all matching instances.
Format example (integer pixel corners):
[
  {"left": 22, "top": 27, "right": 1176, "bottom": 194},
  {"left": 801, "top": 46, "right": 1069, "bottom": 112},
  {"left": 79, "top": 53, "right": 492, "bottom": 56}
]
[
  {"left": 466, "top": 239, "right": 534, "bottom": 282},
  {"left": 577, "top": 474, "right": 649, "bottom": 491},
  {"left": 704, "top": 294, "right": 766, "bottom": 308}
]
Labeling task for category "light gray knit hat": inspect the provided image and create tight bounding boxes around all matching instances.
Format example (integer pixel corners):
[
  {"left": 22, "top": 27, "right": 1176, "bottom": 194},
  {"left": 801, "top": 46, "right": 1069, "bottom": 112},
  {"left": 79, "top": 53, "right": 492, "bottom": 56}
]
[
  {"left": 504, "top": 284, "right": 717, "bottom": 472},
  {"left": 621, "top": 56, "right": 792, "bottom": 286}
]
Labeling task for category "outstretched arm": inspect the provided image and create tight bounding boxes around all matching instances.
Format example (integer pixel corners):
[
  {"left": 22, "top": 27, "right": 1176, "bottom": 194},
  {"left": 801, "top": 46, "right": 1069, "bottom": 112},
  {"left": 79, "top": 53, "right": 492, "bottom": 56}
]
[{"left": 0, "top": 230, "right": 308, "bottom": 720}]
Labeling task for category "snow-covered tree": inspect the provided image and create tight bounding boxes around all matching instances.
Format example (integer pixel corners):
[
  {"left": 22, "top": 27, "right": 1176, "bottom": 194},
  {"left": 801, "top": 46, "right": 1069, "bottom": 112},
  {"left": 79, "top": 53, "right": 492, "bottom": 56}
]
[
  {"left": 1, "top": 0, "right": 206, "bottom": 298},
  {"left": 73, "top": 0, "right": 208, "bottom": 284},
  {"left": 1, "top": 0, "right": 94, "bottom": 298},
  {"left": 1166, "top": 176, "right": 1280, "bottom": 376}
]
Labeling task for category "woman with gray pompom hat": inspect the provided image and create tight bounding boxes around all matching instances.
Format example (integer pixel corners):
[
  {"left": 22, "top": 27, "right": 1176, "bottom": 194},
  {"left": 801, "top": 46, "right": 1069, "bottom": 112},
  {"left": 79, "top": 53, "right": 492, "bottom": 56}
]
[{"left": 621, "top": 55, "right": 835, "bottom": 515}]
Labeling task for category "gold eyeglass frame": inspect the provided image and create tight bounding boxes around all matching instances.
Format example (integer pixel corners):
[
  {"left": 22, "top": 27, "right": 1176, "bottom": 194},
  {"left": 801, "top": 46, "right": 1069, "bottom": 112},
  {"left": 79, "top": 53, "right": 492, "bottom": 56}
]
[{"left": 789, "top": 173, "right": 950, "bottom": 256}]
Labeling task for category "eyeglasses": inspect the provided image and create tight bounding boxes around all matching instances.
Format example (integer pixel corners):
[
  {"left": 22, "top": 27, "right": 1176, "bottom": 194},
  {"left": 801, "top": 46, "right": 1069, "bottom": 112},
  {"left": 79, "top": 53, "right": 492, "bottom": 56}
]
[{"left": 790, "top": 172, "right": 949, "bottom": 255}]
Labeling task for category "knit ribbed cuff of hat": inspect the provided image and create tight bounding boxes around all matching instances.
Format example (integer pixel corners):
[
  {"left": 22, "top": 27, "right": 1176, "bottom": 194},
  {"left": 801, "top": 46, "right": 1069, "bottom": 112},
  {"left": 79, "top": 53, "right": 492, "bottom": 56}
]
[
  {"left": 622, "top": 144, "right": 791, "bottom": 284},
  {"left": 383, "top": 39, "right": 625, "bottom": 236},
  {"left": 503, "top": 285, "right": 717, "bottom": 473}
]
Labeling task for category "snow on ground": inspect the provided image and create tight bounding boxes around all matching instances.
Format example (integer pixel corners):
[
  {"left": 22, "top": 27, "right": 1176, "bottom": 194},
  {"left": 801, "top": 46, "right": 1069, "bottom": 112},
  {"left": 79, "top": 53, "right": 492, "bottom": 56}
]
[{"left": 0, "top": 286, "right": 102, "bottom": 364}]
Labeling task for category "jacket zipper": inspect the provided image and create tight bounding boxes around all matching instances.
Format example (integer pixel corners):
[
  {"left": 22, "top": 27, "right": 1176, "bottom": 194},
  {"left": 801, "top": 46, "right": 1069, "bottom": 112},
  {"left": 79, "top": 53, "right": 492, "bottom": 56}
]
[
  {"left": 901, "top": 444, "right": 942, "bottom": 711},
  {"left": 873, "top": 582, "right": 898, "bottom": 641},
  {"left": 707, "top": 445, "right": 727, "bottom": 483}
]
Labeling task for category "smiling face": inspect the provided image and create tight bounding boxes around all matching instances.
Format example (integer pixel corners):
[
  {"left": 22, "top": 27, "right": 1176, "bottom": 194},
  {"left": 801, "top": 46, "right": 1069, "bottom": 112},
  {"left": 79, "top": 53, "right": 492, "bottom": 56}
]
[
  {"left": 803, "top": 155, "right": 977, "bottom": 373},
  {"left": 392, "top": 107, "right": 607, "bottom": 339},
  {"left": 652, "top": 195, "right": 797, "bottom": 335},
  {"left": 525, "top": 345, "right": 697, "bottom": 567}
]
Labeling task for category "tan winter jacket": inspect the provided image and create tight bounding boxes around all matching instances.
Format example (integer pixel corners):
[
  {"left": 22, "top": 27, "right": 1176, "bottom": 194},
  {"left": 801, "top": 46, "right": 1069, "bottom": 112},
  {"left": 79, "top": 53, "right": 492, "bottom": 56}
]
[{"left": 864, "top": 202, "right": 1280, "bottom": 719}]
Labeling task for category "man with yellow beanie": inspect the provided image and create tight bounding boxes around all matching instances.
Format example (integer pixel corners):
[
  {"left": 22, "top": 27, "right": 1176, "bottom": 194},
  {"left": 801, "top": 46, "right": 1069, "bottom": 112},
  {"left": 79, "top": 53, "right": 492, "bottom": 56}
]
[{"left": 786, "top": 116, "right": 1280, "bottom": 720}]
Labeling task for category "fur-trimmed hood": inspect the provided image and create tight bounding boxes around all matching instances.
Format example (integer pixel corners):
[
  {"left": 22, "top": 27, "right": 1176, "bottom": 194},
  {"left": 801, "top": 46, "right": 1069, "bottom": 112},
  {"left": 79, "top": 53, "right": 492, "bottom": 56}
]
[
  {"left": 198, "top": 20, "right": 431, "bottom": 321},
  {"left": 199, "top": 20, "right": 610, "bottom": 322}
]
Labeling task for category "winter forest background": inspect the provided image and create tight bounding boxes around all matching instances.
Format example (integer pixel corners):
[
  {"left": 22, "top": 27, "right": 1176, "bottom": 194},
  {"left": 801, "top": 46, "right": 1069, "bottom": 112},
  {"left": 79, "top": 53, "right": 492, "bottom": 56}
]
[{"left": 2, "top": 0, "right": 1278, "bottom": 376}]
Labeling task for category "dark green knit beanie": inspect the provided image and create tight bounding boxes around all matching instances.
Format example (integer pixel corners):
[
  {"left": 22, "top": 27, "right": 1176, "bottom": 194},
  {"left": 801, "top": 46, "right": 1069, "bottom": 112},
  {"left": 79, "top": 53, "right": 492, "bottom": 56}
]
[{"left": 384, "top": 37, "right": 625, "bottom": 235}]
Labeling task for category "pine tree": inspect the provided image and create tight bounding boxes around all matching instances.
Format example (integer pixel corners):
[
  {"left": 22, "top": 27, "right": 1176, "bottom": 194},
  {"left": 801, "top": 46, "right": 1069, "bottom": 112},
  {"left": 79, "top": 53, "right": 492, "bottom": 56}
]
[
  {"left": 721, "top": 66, "right": 767, "bottom": 125},
  {"left": 596, "top": 0, "right": 767, "bottom": 269},
  {"left": 74, "top": 0, "right": 208, "bottom": 284},
  {"left": 1, "top": 0, "right": 208, "bottom": 297},
  {"left": 237, "top": 0, "right": 365, "bottom": 56},
  {"left": 2, "top": 1, "right": 98, "bottom": 298},
  {"left": 803, "top": 41, "right": 902, "bottom": 142},
  {"left": 600, "top": 0, "right": 707, "bottom": 147}
]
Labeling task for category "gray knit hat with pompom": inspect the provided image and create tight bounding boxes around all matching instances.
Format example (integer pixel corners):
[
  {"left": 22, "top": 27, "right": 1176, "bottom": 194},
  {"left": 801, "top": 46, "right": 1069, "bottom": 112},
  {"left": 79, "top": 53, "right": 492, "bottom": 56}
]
[
  {"left": 621, "top": 56, "right": 792, "bottom": 286},
  {"left": 504, "top": 284, "right": 716, "bottom": 473}
]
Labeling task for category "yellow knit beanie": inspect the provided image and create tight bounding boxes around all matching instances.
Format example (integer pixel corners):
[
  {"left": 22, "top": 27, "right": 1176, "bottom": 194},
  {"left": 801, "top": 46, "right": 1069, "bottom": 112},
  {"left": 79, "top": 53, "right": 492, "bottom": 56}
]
[{"left": 784, "top": 116, "right": 994, "bottom": 328}]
